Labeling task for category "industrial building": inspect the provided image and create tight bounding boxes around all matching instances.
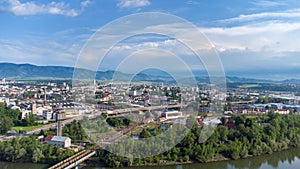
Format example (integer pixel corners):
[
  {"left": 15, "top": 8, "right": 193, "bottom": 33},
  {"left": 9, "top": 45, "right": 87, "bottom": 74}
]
[{"left": 46, "top": 136, "right": 71, "bottom": 148}]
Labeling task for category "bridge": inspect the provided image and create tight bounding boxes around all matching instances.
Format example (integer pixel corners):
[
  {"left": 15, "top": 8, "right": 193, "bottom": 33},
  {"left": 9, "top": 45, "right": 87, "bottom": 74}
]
[
  {"left": 48, "top": 150, "right": 96, "bottom": 169},
  {"left": 48, "top": 120, "right": 140, "bottom": 169}
]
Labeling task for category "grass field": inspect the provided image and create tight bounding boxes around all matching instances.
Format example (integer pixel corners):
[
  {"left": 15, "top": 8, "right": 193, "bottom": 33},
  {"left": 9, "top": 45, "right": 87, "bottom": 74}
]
[{"left": 12, "top": 125, "right": 45, "bottom": 132}]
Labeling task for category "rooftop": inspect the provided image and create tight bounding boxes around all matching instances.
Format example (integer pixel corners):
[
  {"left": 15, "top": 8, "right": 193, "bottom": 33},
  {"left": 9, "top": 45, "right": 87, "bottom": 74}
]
[{"left": 51, "top": 136, "right": 70, "bottom": 142}]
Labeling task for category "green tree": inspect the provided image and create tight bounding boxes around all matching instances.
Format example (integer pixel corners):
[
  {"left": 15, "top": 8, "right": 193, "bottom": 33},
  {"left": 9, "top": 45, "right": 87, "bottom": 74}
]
[
  {"left": 0, "top": 115, "right": 13, "bottom": 134},
  {"left": 32, "top": 148, "right": 44, "bottom": 163},
  {"left": 235, "top": 116, "right": 245, "bottom": 126},
  {"left": 140, "top": 129, "right": 152, "bottom": 138},
  {"left": 21, "top": 113, "right": 36, "bottom": 126},
  {"left": 217, "top": 126, "right": 229, "bottom": 142}
]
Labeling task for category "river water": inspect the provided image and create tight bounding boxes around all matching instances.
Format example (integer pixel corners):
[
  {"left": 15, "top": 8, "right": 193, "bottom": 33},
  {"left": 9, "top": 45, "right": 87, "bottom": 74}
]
[{"left": 2, "top": 148, "right": 300, "bottom": 169}]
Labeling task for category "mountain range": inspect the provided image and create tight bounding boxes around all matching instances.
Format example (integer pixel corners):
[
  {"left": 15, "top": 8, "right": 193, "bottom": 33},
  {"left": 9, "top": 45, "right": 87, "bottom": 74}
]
[
  {"left": 0, "top": 63, "right": 299, "bottom": 84},
  {"left": 0, "top": 63, "right": 171, "bottom": 82}
]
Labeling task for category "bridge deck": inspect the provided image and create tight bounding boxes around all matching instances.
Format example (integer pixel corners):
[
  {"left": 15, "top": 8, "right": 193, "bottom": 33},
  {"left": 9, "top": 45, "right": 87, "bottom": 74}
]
[{"left": 48, "top": 150, "right": 96, "bottom": 169}]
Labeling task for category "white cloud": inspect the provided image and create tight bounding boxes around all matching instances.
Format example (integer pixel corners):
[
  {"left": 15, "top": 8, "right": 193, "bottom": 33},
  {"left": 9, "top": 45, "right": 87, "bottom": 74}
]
[
  {"left": 198, "top": 15, "right": 300, "bottom": 72},
  {"left": 103, "top": 16, "right": 300, "bottom": 72},
  {"left": 219, "top": 8, "right": 300, "bottom": 23},
  {"left": 112, "top": 39, "right": 189, "bottom": 56},
  {"left": 0, "top": 38, "right": 80, "bottom": 66},
  {"left": 2, "top": 9, "right": 299, "bottom": 73},
  {"left": 250, "top": 0, "right": 287, "bottom": 7},
  {"left": 117, "top": 0, "right": 150, "bottom": 8},
  {"left": 0, "top": 0, "right": 90, "bottom": 16},
  {"left": 212, "top": 9, "right": 300, "bottom": 53},
  {"left": 200, "top": 21, "right": 300, "bottom": 54},
  {"left": 81, "top": 0, "right": 91, "bottom": 7},
  {"left": 186, "top": 1, "right": 200, "bottom": 5}
]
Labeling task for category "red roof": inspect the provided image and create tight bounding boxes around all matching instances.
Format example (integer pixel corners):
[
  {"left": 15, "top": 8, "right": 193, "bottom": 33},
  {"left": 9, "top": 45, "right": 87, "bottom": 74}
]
[
  {"left": 45, "top": 135, "right": 53, "bottom": 141},
  {"left": 224, "top": 123, "right": 236, "bottom": 129}
]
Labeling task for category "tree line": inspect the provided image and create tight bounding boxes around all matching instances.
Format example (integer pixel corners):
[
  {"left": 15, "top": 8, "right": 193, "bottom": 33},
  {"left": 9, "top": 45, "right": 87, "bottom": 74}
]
[
  {"left": 96, "top": 111, "right": 300, "bottom": 167},
  {"left": 0, "top": 102, "right": 39, "bottom": 134},
  {"left": 0, "top": 136, "right": 74, "bottom": 164}
]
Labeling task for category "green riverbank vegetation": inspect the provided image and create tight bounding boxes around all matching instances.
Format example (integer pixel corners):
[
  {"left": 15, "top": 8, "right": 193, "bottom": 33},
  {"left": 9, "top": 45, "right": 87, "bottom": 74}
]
[{"left": 97, "top": 111, "right": 300, "bottom": 167}]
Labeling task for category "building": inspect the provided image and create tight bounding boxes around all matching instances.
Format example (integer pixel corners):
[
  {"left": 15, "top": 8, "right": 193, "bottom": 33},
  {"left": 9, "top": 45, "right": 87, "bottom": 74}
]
[
  {"left": 46, "top": 136, "right": 71, "bottom": 148},
  {"left": 31, "top": 103, "right": 37, "bottom": 114},
  {"left": 20, "top": 109, "right": 31, "bottom": 119},
  {"left": 0, "top": 97, "right": 9, "bottom": 103},
  {"left": 55, "top": 109, "right": 66, "bottom": 137},
  {"left": 161, "top": 110, "right": 183, "bottom": 120},
  {"left": 42, "top": 110, "right": 53, "bottom": 120},
  {"left": 202, "top": 118, "right": 222, "bottom": 126}
]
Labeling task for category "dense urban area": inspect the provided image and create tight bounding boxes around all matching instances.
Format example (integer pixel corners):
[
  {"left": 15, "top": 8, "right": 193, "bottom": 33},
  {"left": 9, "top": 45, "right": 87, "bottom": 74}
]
[{"left": 1, "top": 78, "right": 300, "bottom": 168}]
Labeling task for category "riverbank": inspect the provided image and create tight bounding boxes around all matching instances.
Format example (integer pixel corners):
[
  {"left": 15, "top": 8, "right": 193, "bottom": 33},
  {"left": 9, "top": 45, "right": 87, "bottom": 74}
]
[
  {"left": 83, "top": 152, "right": 248, "bottom": 168},
  {"left": 84, "top": 145, "right": 295, "bottom": 168},
  {"left": 0, "top": 146, "right": 298, "bottom": 169},
  {"left": 93, "top": 113, "right": 300, "bottom": 168},
  {"left": 81, "top": 147, "right": 300, "bottom": 169}
]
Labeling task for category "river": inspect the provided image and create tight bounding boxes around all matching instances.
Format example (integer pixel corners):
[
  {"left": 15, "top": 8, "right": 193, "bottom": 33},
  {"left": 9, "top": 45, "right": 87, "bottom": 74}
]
[{"left": 2, "top": 148, "right": 300, "bottom": 169}]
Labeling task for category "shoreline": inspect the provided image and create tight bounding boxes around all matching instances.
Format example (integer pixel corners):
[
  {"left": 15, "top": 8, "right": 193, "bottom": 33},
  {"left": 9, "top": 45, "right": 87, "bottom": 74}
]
[
  {"left": 83, "top": 146, "right": 294, "bottom": 168},
  {"left": 0, "top": 146, "right": 296, "bottom": 168}
]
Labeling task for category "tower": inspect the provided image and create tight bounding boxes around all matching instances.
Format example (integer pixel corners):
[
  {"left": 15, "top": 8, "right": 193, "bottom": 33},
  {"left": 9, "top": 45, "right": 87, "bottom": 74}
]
[
  {"left": 41, "top": 86, "right": 47, "bottom": 106},
  {"left": 55, "top": 108, "right": 66, "bottom": 137},
  {"left": 31, "top": 103, "right": 37, "bottom": 114}
]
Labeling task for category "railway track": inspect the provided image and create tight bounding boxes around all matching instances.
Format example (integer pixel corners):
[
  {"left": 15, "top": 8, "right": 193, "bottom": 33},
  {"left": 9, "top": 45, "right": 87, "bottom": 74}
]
[{"left": 48, "top": 150, "right": 95, "bottom": 169}]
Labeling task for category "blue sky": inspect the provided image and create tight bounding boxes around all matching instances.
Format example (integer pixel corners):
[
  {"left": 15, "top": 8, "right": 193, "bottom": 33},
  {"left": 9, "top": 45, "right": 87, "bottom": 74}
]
[{"left": 1, "top": 0, "right": 300, "bottom": 79}]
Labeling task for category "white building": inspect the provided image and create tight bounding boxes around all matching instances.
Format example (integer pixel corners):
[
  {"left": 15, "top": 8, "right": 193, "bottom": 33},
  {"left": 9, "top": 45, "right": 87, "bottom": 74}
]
[
  {"left": 21, "top": 110, "right": 31, "bottom": 119},
  {"left": 42, "top": 110, "right": 53, "bottom": 120},
  {"left": 203, "top": 118, "right": 222, "bottom": 125},
  {"left": 161, "top": 110, "right": 183, "bottom": 120},
  {"left": 10, "top": 105, "right": 20, "bottom": 111},
  {"left": 0, "top": 97, "right": 9, "bottom": 103},
  {"left": 46, "top": 136, "right": 71, "bottom": 148}
]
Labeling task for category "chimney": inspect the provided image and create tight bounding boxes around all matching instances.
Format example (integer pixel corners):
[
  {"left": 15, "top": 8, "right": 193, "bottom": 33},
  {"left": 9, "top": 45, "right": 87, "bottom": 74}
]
[
  {"left": 56, "top": 108, "right": 65, "bottom": 137},
  {"left": 41, "top": 86, "right": 47, "bottom": 106},
  {"left": 43, "top": 88, "right": 46, "bottom": 106},
  {"left": 31, "top": 103, "right": 37, "bottom": 114}
]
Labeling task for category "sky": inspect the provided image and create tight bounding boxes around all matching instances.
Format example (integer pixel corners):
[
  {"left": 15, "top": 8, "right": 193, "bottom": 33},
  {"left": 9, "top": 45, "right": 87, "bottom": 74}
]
[{"left": 1, "top": 0, "right": 300, "bottom": 79}]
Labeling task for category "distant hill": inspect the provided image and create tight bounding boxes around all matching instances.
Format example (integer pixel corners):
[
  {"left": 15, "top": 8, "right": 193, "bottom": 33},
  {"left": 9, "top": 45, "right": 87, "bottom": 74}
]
[
  {"left": 1, "top": 63, "right": 300, "bottom": 84},
  {"left": 0, "top": 63, "right": 73, "bottom": 79},
  {"left": 0, "top": 63, "right": 170, "bottom": 81},
  {"left": 0, "top": 63, "right": 128, "bottom": 80}
]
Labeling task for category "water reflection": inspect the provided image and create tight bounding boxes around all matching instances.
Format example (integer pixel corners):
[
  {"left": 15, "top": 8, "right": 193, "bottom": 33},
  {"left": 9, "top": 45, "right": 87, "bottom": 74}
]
[
  {"left": 95, "top": 148, "right": 300, "bottom": 169},
  {"left": 228, "top": 148, "right": 300, "bottom": 169},
  {"left": 0, "top": 161, "right": 47, "bottom": 169}
]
